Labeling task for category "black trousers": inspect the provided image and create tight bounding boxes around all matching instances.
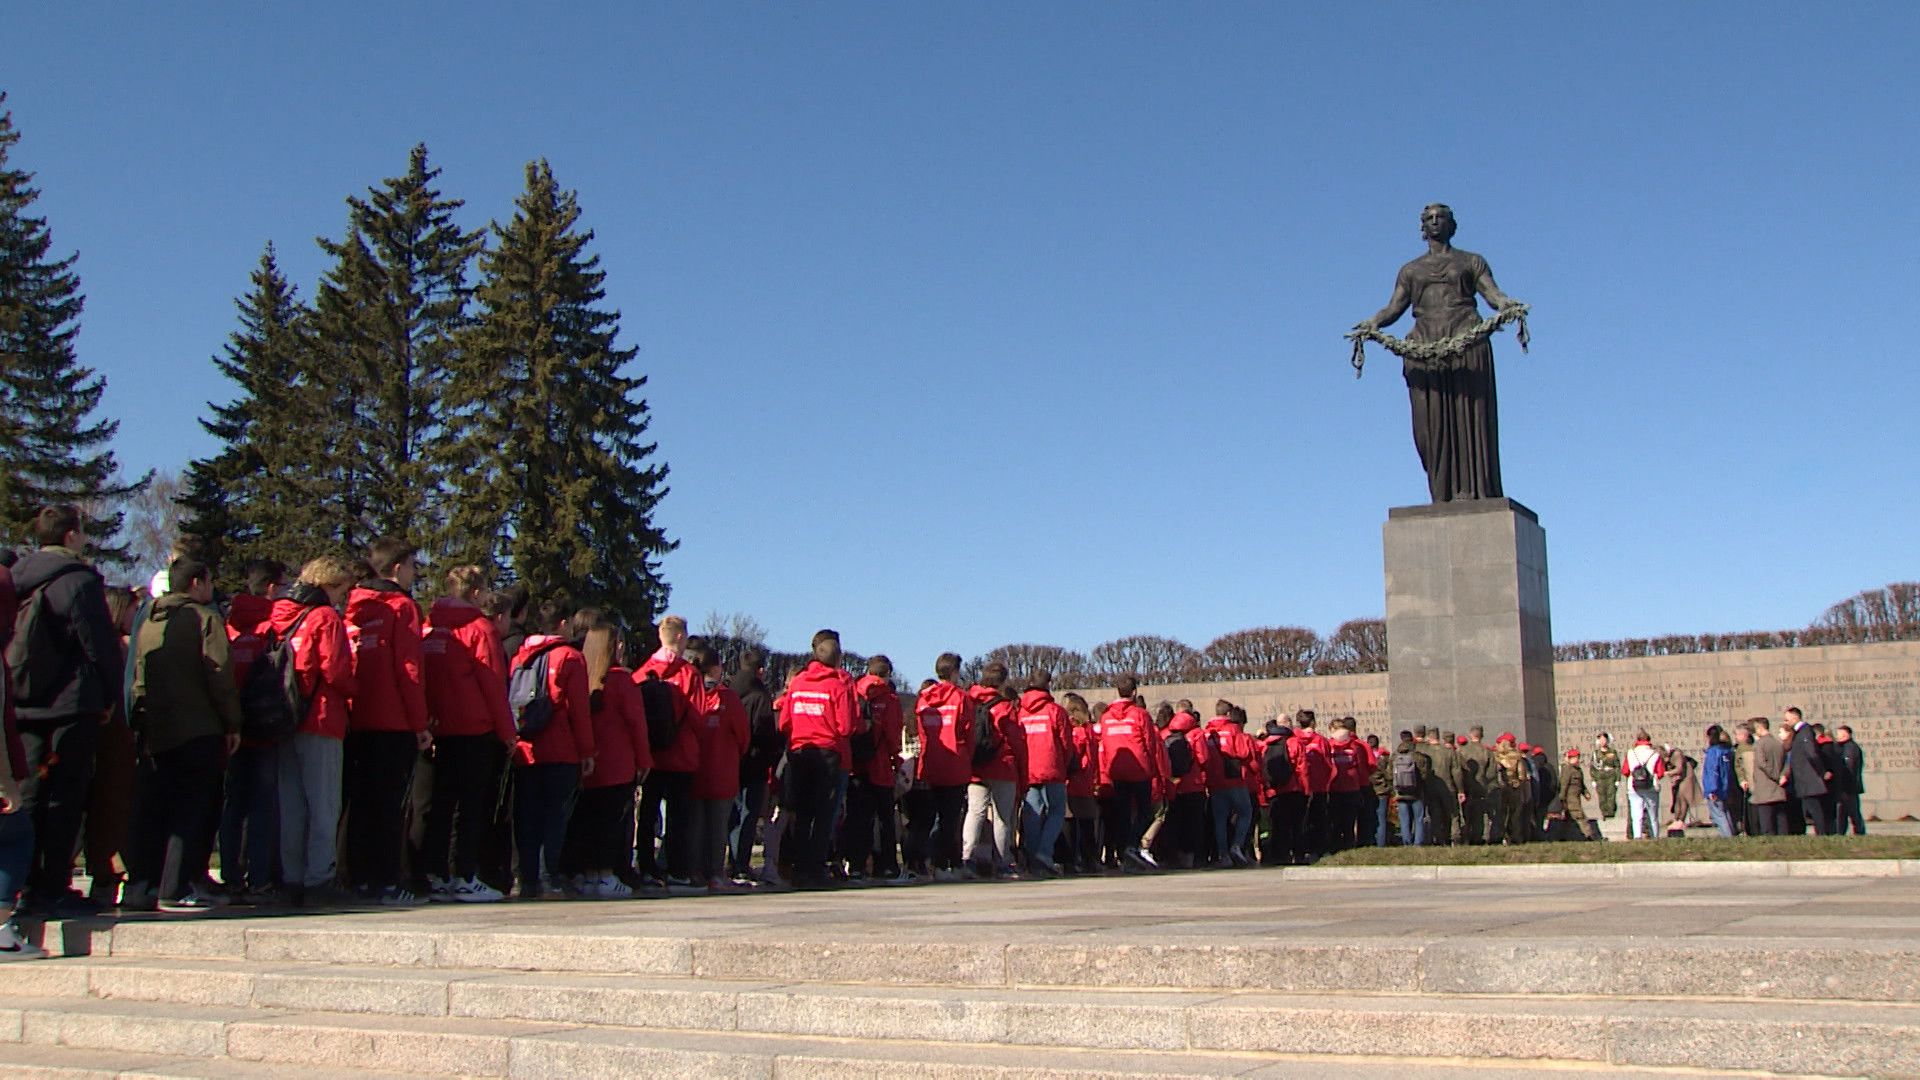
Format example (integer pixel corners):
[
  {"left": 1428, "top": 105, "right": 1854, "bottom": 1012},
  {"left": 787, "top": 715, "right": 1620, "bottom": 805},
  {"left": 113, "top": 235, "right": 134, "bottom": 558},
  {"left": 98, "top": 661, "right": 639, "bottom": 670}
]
[
  {"left": 900, "top": 786, "right": 934, "bottom": 872},
  {"left": 567, "top": 781, "right": 637, "bottom": 872},
  {"left": 636, "top": 768, "right": 694, "bottom": 880},
  {"left": 928, "top": 783, "right": 968, "bottom": 870},
  {"left": 1269, "top": 791, "right": 1308, "bottom": 864},
  {"left": 343, "top": 730, "right": 419, "bottom": 892},
  {"left": 785, "top": 746, "right": 842, "bottom": 884},
  {"left": 1162, "top": 792, "right": 1209, "bottom": 863},
  {"left": 1109, "top": 779, "right": 1153, "bottom": 853},
  {"left": 1754, "top": 800, "right": 1790, "bottom": 836},
  {"left": 16, "top": 712, "right": 101, "bottom": 900},
  {"left": 420, "top": 735, "right": 503, "bottom": 881},
  {"left": 1836, "top": 791, "right": 1866, "bottom": 835},
  {"left": 130, "top": 734, "right": 225, "bottom": 900},
  {"left": 839, "top": 774, "right": 898, "bottom": 875},
  {"left": 1325, "top": 790, "right": 1363, "bottom": 853},
  {"left": 1801, "top": 795, "right": 1833, "bottom": 835}
]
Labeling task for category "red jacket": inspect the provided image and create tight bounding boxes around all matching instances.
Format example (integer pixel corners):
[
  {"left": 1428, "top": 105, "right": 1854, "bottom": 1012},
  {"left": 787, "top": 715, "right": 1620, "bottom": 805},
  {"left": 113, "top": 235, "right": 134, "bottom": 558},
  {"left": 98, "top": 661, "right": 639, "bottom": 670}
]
[
  {"left": 512, "top": 635, "right": 594, "bottom": 766},
  {"left": 345, "top": 581, "right": 428, "bottom": 734},
  {"left": 914, "top": 681, "right": 973, "bottom": 787},
  {"left": 424, "top": 597, "right": 515, "bottom": 743},
  {"left": 226, "top": 593, "right": 274, "bottom": 690},
  {"left": 584, "top": 668, "right": 649, "bottom": 789},
  {"left": 1016, "top": 689, "right": 1075, "bottom": 786},
  {"left": 692, "top": 683, "right": 751, "bottom": 799},
  {"left": 636, "top": 649, "right": 706, "bottom": 773},
  {"left": 1065, "top": 722, "right": 1098, "bottom": 797},
  {"left": 1201, "top": 717, "right": 1258, "bottom": 793},
  {"left": 271, "top": 595, "right": 354, "bottom": 740},
  {"left": 1167, "top": 712, "right": 1212, "bottom": 795},
  {"left": 968, "top": 684, "right": 1026, "bottom": 785},
  {"left": 778, "top": 660, "right": 860, "bottom": 755},
  {"left": 1277, "top": 729, "right": 1334, "bottom": 796},
  {"left": 1096, "top": 699, "right": 1160, "bottom": 784},
  {"left": 1326, "top": 734, "right": 1372, "bottom": 794},
  {"left": 856, "top": 674, "right": 904, "bottom": 787}
]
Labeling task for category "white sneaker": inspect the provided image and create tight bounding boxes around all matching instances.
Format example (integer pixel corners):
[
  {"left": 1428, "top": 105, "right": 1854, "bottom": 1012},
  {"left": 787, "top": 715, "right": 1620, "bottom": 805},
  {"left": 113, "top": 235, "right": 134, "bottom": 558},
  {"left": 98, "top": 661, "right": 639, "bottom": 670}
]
[
  {"left": 0, "top": 922, "right": 48, "bottom": 962},
  {"left": 451, "top": 878, "right": 504, "bottom": 904},
  {"left": 427, "top": 876, "right": 455, "bottom": 902},
  {"left": 596, "top": 875, "right": 634, "bottom": 899}
]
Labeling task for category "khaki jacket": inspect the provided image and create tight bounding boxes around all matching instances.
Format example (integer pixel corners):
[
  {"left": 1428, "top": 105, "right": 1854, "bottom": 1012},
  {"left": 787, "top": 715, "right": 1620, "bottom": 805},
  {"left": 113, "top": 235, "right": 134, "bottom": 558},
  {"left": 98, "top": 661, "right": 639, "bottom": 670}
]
[{"left": 130, "top": 594, "right": 240, "bottom": 754}]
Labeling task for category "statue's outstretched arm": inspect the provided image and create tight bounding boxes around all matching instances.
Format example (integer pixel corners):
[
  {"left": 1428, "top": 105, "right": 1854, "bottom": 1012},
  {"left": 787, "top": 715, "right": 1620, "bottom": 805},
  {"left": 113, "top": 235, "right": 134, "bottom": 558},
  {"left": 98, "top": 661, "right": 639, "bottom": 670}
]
[
  {"left": 1358, "top": 269, "right": 1412, "bottom": 331},
  {"left": 1474, "top": 258, "right": 1522, "bottom": 311}
]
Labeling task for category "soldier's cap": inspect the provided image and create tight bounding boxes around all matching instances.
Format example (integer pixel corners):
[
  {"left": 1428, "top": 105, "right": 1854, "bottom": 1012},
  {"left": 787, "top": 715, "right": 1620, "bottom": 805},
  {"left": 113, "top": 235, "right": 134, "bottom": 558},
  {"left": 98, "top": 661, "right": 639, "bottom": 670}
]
[
  {"left": 1496, "top": 732, "right": 1516, "bottom": 744},
  {"left": 1565, "top": 748, "right": 1581, "bottom": 758},
  {"left": 1518, "top": 743, "right": 1533, "bottom": 753}
]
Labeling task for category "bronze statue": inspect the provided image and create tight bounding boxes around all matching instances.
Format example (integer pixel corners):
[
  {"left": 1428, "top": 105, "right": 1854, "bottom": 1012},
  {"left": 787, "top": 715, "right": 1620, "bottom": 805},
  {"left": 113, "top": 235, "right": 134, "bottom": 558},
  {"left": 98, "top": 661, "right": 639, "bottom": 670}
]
[{"left": 1349, "top": 204, "right": 1529, "bottom": 503}]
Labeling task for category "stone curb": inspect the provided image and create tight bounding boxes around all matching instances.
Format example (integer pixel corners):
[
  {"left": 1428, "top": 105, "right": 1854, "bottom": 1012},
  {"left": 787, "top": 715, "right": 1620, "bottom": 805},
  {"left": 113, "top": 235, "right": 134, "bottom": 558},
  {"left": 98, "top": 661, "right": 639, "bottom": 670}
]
[{"left": 1281, "top": 858, "right": 1920, "bottom": 882}]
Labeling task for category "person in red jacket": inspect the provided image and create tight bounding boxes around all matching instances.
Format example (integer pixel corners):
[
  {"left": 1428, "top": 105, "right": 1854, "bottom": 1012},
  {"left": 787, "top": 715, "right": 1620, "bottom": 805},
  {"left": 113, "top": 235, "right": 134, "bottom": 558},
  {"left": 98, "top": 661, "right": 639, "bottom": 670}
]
[
  {"left": 1096, "top": 675, "right": 1161, "bottom": 871},
  {"left": 1270, "top": 710, "right": 1333, "bottom": 865},
  {"left": 564, "top": 612, "right": 647, "bottom": 899},
  {"left": 510, "top": 600, "right": 595, "bottom": 899},
  {"left": 911, "top": 653, "right": 973, "bottom": 879},
  {"left": 840, "top": 655, "right": 904, "bottom": 882},
  {"left": 635, "top": 614, "right": 705, "bottom": 890},
  {"left": 775, "top": 629, "right": 862, "bottom": 889},
  {"left": 1201, "top": 703, "right": 1258, "bottom": 867},
  {"left": 272, "top": 557, "right": 356, "bottom": 907},
  {"left": 964, "top": 663, "right": 1027, "bottom": 878},
  {"left": 1060, "top": 692, "right": 1100, "bottom": 874},
  {"left": 689, "top": 643, "right": 749, "bottom": 892},
  {"left": 339, "top": 537, "right": 431, "bottom": 905},
  {"left": 1324, "top": 718, "right": 1373, "bottom": 854},
  {"left": 420, "top": 567, "right": 517, "bottom": 902},
  {"left": 1016, "top": 671, "right": 1074, "bottom": 877},
  {"left": 214, "top": 559, "right": 285, "bottom": 903},
  {"left": 1159, "top": 708, "right": 1213, "bottom": 868}
]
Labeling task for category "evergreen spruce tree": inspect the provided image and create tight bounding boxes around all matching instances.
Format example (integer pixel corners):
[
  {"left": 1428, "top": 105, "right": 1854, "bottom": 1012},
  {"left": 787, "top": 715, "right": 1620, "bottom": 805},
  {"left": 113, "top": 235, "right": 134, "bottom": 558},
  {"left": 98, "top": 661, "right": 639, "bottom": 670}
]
[
  {"left": 446, "top": 160, "right": 673, "bottom": 620},
  {"left": 181, "top": 244, "right": 326, "bottom": 573},
  {"left": 0, "top": 94, "right": 142, "bottom": 559},
  {"left": 308, "top": 143, "right": 481, "bottom": 551}
]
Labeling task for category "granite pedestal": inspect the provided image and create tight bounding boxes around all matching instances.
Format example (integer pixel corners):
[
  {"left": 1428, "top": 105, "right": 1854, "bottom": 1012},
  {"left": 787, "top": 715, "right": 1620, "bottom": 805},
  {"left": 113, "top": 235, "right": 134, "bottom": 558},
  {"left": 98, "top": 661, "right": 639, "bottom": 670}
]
[{"left": 1384, "top": 497, "right": 1557, "bottom": 754}]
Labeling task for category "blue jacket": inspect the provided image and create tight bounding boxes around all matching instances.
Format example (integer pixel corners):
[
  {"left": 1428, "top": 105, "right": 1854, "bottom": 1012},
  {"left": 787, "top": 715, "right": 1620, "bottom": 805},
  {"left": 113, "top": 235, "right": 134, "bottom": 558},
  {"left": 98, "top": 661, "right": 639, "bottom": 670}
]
[{"left": 1702, "top": 744, "right": 1733, "bottom": 799}]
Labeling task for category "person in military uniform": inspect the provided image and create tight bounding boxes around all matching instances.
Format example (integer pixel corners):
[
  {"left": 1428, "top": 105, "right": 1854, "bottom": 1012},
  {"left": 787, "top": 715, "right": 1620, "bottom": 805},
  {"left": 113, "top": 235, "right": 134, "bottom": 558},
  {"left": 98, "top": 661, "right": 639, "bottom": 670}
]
[
  {"left": 1550, "top": 747, "right": 1593, "bottom": 841},
  {"left": 1589, "top": 732, "right": 1621, "bottom": 820},
  {"left": 1493, "top": 733, "right": 1530, "bottom": 844},
  {"left": 1457, "top": 726, "right": 1496, "bottom": 844},
  {"left": 1427, "top": 730, "right": 1466, "bottom": 845}
]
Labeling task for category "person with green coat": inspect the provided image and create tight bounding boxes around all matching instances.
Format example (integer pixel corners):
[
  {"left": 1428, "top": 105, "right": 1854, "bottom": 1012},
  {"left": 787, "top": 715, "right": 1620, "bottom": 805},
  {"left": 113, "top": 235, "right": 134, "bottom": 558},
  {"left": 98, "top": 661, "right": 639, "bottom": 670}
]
[{"left": 1589, "top": 733, "right": 1621, "bottom": 820}]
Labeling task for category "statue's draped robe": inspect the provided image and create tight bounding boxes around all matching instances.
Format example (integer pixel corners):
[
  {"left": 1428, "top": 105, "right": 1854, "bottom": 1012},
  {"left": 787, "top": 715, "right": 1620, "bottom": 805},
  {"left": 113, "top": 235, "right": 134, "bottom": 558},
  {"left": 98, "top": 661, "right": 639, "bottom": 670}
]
[{"left": 1395, "top": 249, "right": 1507, "bottom": 502}]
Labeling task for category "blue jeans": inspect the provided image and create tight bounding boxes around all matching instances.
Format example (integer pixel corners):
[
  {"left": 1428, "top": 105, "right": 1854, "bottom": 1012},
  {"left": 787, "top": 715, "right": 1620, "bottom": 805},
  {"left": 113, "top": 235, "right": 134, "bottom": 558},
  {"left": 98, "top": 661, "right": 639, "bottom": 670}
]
[
  {"left": 1211, "top": 786, "right": 1253, "bottom": 859},
  {"left": 1706, "top": 796, "right": 1734, "bottom": 837},
  {"left": 728, "top": 778, "right": 768, "bottom": 877},
  {"left": 277, "top": 733, "right": 343, "bottom": 889},
  {"left": 0, "top": 810, "right": 33, "bottom": 910},
  {"left": 220, "top": 743, "right": 280, "bottom": 891},
  {"left": 1397, "top": 798, "right": 1428, "bottom": 846},
  {"left": 1374, "top": 795, "right": 1390, "bottom": 847},
  {"left": 1022, "top": 781, "right": 1068, "bottom": 869},
  {"left": 513, "top": 762, "right": 580, "bottom": 885}
]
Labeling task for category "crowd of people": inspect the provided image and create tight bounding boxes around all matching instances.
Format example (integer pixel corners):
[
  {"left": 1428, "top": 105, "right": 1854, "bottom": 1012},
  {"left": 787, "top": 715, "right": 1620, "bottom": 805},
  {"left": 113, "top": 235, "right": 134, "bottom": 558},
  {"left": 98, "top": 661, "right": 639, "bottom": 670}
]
[{"left": 0, "top": 504, "right": 1877, "bottom": 963}]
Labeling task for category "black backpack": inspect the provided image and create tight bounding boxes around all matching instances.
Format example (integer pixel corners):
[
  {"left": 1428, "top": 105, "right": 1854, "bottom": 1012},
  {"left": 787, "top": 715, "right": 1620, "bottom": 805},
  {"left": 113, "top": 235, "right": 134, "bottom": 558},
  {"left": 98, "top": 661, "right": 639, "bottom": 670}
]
[
  {"left": 1630, "top": 756, "right": 1656, "bottom": 792},
  {"left": 508, "top": 642, "right": 565, "bottom": 738},
  {"left": 850, "top": 696, "right": 878, "bottom": 765},
  {"left": 970, "top": 702, "right": 1000, "bottom": 768},
  {"left": 638, "top": 671, "right": 680, "bottom": 751},
  {"left": 1262, "top": 738, "right": 1295, "bottom": 789},
  {"left": 6, "top": 564, "right": 91, "bottom": 705},
  {"left": 238, "top": 607, "right": 316, "bottom": 744},
  {"left": 1164, "top": 731, "right": 1193, "bottom": 778},
  {"left": 1208, "top": 732, "right": 1243, "bottom": 780}
]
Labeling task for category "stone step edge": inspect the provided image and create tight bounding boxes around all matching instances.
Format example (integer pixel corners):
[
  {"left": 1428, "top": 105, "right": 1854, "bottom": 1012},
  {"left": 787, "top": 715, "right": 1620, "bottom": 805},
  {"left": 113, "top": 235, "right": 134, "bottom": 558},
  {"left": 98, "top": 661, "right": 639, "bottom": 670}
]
[
  {"left": 0, "top": 1040, "right": 426, "bottom": 1080},
  {"left": 1283, "top": 857, "right": 1920, "bottom": 882},
  {"left": 3, "top": 991, "right": 1917, "bottom": 1079},
  {"left": 85, "top": 922, "right": 1920, "bottom": 1001}
]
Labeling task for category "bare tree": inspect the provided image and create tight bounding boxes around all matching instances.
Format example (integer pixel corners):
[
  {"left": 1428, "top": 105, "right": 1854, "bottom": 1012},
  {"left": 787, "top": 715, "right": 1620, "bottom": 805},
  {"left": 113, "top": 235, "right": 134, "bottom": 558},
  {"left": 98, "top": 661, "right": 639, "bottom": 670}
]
[
  {"left": 1319, "top": 618, "right": 1388, "bottom": 674},
  {"left": 1198, "top": 626, "right": 1322, "bottom": 680},
  {"left": 962, "top": 643, "right": 1091, "bottom": 689},
  {"left": 113, "top": 469, "right": 185, "bottom": 584},
  {"left": 700, "top": 611, "right": 768, "bottom": 647},
  {"left": 1817, "top": 583, "right": 1920, "bottom": 644},
  {"left": 1087, "top": 634, "right": 1200, "bottom": 685}
]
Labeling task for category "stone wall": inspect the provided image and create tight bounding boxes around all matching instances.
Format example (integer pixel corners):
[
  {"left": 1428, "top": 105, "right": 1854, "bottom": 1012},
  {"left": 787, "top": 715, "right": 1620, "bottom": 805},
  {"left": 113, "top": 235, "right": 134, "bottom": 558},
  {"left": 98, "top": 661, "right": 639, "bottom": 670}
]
[{"left": 1027, "top": 641, "right": 1920, "bottom": 820}]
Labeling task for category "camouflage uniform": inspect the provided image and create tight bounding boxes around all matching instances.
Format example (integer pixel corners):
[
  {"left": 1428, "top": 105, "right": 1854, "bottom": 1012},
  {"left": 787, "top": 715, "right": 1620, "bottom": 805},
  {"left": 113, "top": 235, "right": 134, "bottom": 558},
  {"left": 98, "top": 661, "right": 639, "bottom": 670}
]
[{"left": 1589, "top": 743, "right": 1621, "bottom": 819}]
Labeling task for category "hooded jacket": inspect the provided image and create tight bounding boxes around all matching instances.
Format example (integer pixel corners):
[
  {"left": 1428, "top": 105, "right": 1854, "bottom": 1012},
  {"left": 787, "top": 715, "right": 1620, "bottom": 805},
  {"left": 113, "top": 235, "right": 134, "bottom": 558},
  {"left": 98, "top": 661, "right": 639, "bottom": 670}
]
[
  {"left": 0, "top": 566, "right": 24, "bottom": 782},
  {"left": 1015, "top": 688, "right": 1074, "bottom": 786},
  {"left": 1325, "top": 732, "right": 1372, "bottom": 794},
  {"left": 856, "top": 674, "right": 905, "bottom": 787},
  {"left": 1279, "top": 728, "right": 1333, "bottom": 796},
  {"left": 270, "top": 589, "right": 354, "bottom": 739},
  {"left": 732, "top": 667, "right": 780, "bottom": 786},
  {"left": 1201, "top": 717, "right": 1256, "bottom": 793},
  {"left": 128, "top": 593, "right": 242, "bottom": 754},
  {"left": 8, "top": 546, "right": 124, "bottom": 721},
  {"left": 512, "top": 634, "right": 594, "bottom": 765},
  {"left": 636, "top": 648, "right": 706, "bottom": 773},
  {"left": 345, "top": 579, "right": 428, "bottom": 734},
  {"left": 226, "top": 592, "right": 274, "bottom": 690},
  {"left": 1166, "top": 712, "right": 1212, "bottom": 795},
  {"left": 777, "top": 659, "right": 860, "bottom": 755},
  {"left": 584, "top": 667, "right": 649, "bottom": 789},
  {"left": 1066, "top": 720, "right": 1097, "bottom": 797},
  {"left": 692, "top": 680, "right": 751, "bottom": 799},
  {"left": 423, "top": 596, "right": 515, "bottom": 743},
  {"left": 1096, "top": 699, "right": 1160, "bottom": 785},
  {"left": 967, "top": 684, "right": 1025, "bottom": 785},
  {"left": 913, "top": 680, "right": 974, "bottom": 787}
]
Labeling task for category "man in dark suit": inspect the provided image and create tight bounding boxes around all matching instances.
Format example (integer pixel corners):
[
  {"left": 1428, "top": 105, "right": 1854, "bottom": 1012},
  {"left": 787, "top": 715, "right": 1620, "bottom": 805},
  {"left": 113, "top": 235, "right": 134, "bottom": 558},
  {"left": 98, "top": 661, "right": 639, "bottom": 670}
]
[
  {"left": 1783, "top": 707, "right": 1830, "bottom": 835},
  {"left": 1831, "top": 725, "right": 1867, "bottom": 836}
]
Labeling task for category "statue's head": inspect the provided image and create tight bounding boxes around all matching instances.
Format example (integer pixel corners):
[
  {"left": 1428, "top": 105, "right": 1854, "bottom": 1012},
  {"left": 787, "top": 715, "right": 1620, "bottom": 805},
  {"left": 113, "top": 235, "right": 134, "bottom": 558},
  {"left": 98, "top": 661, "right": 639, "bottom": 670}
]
[{"left": 1420, "top": 203, "right": 1457, "bottom": 243}]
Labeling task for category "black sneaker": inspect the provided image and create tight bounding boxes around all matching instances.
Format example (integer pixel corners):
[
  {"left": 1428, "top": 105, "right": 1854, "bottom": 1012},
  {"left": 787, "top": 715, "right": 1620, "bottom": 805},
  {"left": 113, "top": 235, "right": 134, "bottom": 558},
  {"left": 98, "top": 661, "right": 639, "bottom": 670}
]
[{"left": 43, "top": 890, "right": 103, "bottom": 920}]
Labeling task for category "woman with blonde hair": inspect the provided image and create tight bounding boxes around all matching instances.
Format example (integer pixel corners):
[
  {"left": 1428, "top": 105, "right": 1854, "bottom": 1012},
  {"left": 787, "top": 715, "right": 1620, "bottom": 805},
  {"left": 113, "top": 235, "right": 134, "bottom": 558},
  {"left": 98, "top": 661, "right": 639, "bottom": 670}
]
[{"left": 272, "top": 556, "right": 357, "bottom": 907}]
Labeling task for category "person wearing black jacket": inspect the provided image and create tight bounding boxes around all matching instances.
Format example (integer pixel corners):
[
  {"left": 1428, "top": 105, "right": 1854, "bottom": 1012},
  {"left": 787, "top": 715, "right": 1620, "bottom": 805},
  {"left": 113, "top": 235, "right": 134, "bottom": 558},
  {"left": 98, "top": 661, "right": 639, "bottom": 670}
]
[
  {"left": 6, "top": 506, "right": 125, "bottom": 918},
  {"left": 1783, "top": 707, "right": 1830, "bottom": 835},
  {"left": 1832, "top": 725, "right": 1867, "bottom": 835},
  {"left": 727, "top": 648, "right": 778, "bottom": 881}
]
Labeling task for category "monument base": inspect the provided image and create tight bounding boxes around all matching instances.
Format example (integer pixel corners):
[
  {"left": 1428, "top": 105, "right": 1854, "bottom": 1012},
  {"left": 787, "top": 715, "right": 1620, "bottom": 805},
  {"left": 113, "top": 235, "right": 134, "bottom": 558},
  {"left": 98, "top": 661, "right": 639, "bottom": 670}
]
[{"left": 1384, "top": 497, "right": 1557, "bottom": 754}]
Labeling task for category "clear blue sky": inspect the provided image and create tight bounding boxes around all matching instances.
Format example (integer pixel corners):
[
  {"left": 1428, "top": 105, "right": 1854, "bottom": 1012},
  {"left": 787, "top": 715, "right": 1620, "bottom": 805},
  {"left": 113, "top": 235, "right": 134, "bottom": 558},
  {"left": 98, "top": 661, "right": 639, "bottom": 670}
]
[{"left": 5, "top": 4, "right": 1916, "bottom": 678}]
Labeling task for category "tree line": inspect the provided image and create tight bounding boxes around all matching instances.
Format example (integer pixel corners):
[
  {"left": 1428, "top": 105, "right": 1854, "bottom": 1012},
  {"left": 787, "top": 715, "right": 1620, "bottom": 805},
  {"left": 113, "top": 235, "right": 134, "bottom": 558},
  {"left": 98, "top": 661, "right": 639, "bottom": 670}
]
[{"left": 1554, "top": 582, "right": 1918, "bottom": 662}]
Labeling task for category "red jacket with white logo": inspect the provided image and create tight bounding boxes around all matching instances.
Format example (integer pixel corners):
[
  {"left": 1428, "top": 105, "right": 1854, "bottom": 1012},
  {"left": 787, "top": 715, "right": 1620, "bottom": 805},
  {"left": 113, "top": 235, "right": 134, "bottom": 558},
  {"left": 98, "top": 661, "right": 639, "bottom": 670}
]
[
  {"left": 344, "top": 581, "right": 428, "bottom": 734},
  {"left": 1278, "top": 729, "right": 1334, "bottom": 796},
  {"left": 1097, "top": 699, "right": 1161, "bottom": 784},
  {"left": 855, "top": 674, "right": 904, "bottom": 788},
  {"left": 584, "top": 667, "right": 649, "bottom": 789},
  {"left": 270, "top": 595, "right": 354, "bottom": 740},
  {"left": 1200, "top": 718, "right": 1258, "bottom": 793},
  {"left": 226, "top": 593, "right": 273, "bottom": 690},
  {"left": 636, "top": 649, "right": 706, "bottom": 773},
  {"left": 423, "top": 597, "right": 515, "bottom": 743},
  {"left": 692, "top": 682, "right": 751, "bottom": 799},
  {"left": 1016, "top": 689, "right": 1075, "bottom": 786},
  {"left": 777, "top": 660, "right": 860, "bottom": 755},
  {"left": 511, "top": 635, "right": 594, "bottom": 766},
  {"left": 968, "top": 684, "right": 1026, "bottom": 785},
  {"left": 1326, "top": 734, "right": 1372, "bottom": 793},
  {"left": 914, "top": 680, "right": 973, "bottom": 788},
  {"left": 1167, "top": 712, "right": 1212, "bottom": 795}
]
